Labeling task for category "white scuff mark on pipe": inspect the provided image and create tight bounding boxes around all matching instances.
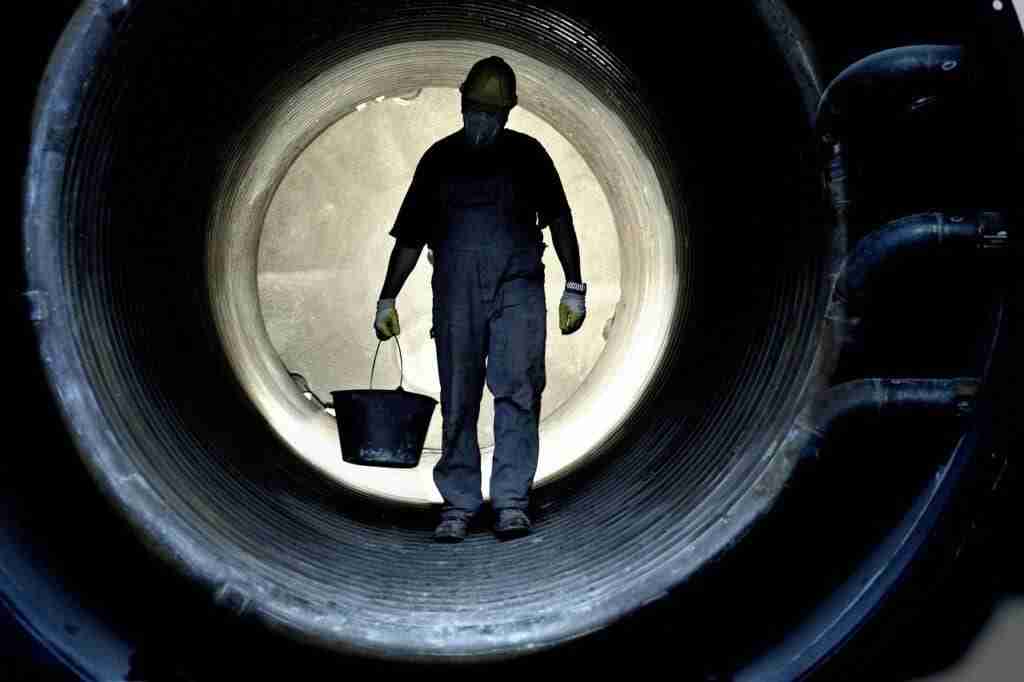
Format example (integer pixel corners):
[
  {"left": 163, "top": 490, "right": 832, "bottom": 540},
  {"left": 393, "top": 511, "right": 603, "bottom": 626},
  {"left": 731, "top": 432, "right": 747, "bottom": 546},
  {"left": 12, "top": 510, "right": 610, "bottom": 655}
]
[{"left": 115, "top": 472, "right": 149, "bottom": 490}]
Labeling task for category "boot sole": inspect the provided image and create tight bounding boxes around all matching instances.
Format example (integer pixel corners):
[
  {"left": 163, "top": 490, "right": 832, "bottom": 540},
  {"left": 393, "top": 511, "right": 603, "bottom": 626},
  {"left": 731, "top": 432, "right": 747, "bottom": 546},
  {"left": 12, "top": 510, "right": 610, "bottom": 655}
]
[
  {"left": 494, "top": 525, "right": 530, "bottom": 539},
  {"left": 434, "top": 524, "right": 469, "bottom": 542}
]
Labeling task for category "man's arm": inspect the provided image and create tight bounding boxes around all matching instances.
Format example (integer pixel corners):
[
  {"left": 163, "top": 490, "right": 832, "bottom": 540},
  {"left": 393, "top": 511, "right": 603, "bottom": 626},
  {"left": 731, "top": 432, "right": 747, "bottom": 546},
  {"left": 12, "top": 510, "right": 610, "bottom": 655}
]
[
  {"left": 548, "top": 214, "right": 582, "bottom": 284},
  {"left": 379, "top": 241, "right": 424, "bottom": 300}
]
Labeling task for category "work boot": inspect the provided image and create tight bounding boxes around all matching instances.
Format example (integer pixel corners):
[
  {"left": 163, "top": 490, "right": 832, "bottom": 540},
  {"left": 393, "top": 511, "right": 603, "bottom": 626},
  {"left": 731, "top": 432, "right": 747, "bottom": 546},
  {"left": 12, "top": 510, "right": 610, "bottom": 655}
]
[
  {"left": 493, "top": 508, "right": 531, "bottom": 539},
  {"left": 434, "top": 510, "right": 473, "bottom": 543}
]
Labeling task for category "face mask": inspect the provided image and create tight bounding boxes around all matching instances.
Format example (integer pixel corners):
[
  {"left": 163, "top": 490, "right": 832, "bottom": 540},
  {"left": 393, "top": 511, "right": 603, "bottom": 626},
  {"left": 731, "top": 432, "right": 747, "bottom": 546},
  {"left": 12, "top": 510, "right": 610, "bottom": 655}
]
[{"left": 462, "top": 110, "right": 504, "bottom": 148}]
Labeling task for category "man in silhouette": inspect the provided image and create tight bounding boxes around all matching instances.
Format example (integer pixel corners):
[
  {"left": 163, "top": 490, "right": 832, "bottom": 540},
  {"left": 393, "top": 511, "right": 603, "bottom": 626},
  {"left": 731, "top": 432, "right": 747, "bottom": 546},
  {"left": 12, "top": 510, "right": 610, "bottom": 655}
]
[{"left": 374, "top": 56, "right": 587, "bottom": 542}]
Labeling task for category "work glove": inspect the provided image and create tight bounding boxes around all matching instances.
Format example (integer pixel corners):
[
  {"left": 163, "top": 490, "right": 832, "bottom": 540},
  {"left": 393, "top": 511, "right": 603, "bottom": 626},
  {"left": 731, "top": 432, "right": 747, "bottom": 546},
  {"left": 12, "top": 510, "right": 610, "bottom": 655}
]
[
  {"left": 559, "top": 287, "right": 586, "bottom": 335},
  {"left": 374, "top": 298, "right": 400, "bottom": 340}
]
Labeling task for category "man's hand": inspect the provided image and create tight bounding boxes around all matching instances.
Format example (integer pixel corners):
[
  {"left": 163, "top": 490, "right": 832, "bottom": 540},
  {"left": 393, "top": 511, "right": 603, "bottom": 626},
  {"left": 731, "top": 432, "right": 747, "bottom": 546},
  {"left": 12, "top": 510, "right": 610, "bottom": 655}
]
[
  {"left": 559, "top": 288, "right": 586, "bottom": 335},
  {"left": 375, "top": 298, "right": 401, "bottom": 340}
]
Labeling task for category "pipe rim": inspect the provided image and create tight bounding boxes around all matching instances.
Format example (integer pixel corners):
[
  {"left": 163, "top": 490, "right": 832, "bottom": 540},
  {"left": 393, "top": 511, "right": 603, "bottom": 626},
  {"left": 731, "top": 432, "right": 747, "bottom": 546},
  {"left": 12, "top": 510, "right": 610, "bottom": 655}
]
[{"left": 23, "top": 0, "right": 830, "bottom": 663}]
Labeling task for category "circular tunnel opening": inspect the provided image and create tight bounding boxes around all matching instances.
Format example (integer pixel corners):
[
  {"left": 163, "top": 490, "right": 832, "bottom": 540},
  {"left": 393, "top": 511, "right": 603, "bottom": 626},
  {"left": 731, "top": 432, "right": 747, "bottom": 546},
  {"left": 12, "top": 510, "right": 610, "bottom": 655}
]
[
  {"left": 254, "top": 82, "right": 626, "bottom": 504},
  {"left": 24, "top": 0, "right": 829, "bottom": 665},
  {"left": 235, "top": 43, "right": 664, "bottom": 504}
]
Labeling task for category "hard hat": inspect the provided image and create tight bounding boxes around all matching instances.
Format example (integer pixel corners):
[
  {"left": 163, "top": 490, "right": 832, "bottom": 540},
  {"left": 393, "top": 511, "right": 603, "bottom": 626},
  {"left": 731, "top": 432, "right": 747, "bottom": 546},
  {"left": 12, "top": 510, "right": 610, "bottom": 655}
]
[{"left": 459, "top": 56, "right": 517, "bottom": 112}]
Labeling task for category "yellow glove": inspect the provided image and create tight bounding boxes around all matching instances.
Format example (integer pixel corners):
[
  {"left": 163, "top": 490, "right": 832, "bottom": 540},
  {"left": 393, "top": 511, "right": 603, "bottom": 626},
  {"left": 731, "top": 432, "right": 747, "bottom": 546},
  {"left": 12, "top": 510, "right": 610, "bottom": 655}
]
[
  {"left": 374, "top": 299, "right": 400, "bottom": 340},
  {"left": 559, "top": 288, "right": 586, "bottom": 335}
]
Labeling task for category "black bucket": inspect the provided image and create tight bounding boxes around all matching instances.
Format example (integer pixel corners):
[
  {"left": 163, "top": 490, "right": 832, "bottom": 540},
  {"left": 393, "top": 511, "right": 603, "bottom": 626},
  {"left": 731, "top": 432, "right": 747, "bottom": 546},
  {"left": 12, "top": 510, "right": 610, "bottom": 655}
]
[{"left": 330, "top": 337, "right": 438, "bottom": 468}]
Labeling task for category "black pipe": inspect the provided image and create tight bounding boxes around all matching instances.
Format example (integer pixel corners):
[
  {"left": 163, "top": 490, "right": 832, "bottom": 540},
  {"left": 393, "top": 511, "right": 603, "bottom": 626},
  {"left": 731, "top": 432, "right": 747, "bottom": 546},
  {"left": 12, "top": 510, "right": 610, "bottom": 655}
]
[
  {"left": 813, "top": 45, "right": 966, "bottom": 381},
  {"left": 814, "top": 44, "right": 968, "bottom": 234},
  {"left": 734, "top": 275, "right": 1011, "bottom": 681},
  {"left": 815, "top": 44, "right": 967, "bottom": 142},
  {"left": 781, "top": 377, "right": 979, "bottom": 464},
  {"left": 814, "top": 45, "right": 968, "bottom": 356},
  {"left": 814, "top": 45, "right": 968, "bottom": 250},
  {"left": 814, "top": 44, "right": 968, "bottom": 220},
  {"left": 825, "top": 210, "right": 1009, "bottom": 351}
]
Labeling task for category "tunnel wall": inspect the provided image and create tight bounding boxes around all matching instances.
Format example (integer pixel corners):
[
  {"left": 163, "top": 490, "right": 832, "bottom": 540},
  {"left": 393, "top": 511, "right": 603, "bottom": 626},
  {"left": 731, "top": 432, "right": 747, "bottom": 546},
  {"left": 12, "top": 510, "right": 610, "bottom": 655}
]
[{"left": 11, "top": 0, "right": 1020, "bottom": 677}]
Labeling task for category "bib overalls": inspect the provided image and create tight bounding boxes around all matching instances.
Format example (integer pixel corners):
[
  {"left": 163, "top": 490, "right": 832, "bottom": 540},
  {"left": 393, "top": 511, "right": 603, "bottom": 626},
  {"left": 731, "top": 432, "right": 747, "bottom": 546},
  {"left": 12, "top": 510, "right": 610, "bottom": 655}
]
[{"left": 430, "top": 140, "right": 547, "bottom": 516}]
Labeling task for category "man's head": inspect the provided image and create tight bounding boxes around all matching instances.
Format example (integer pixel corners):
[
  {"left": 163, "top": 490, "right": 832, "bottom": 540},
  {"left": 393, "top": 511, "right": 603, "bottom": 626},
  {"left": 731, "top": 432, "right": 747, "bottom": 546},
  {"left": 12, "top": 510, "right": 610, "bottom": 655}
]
[{"left": 459, "top": 56, "right": 516, "bottom": 148}]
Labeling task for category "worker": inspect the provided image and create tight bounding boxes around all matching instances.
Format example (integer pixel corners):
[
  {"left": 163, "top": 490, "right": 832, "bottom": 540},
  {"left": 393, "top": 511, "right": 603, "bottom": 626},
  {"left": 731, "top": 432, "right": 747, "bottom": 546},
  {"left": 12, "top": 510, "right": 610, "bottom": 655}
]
[{"left": 374, "top": 56, "right": 586, "bottom": 543}]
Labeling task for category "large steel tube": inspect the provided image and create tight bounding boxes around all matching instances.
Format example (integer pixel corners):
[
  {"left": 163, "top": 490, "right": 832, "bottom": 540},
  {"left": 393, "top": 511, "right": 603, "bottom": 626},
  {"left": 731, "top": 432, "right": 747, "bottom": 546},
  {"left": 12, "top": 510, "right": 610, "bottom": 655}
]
[{"left": 11, "top": 0, "right": 1018, "bottom": 678}]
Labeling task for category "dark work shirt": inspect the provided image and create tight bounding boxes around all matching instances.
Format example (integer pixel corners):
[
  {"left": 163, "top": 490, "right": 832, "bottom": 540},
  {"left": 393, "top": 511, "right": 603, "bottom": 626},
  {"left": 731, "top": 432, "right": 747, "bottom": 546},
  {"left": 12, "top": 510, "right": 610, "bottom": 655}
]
[{"left": 388, "top": 129, "right": 572, "bottom": 250}]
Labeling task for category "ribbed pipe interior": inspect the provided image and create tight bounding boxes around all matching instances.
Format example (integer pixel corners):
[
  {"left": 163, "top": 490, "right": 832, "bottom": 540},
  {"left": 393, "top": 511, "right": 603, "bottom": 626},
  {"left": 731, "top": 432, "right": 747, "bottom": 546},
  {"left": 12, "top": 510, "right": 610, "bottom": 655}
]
[{"left": 29, "top": 0, "right": 830, "bottom": 663}]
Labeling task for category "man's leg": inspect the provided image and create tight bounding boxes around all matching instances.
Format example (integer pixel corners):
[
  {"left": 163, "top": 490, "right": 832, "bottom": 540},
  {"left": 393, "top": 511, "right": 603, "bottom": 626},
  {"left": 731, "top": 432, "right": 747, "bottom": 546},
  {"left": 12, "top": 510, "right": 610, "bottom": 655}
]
[
  {"left": 433, "top": 299, "right": 488, "bottom": 515},
  {"left": 486, "top": 279, "right": 546, "bottom": 512}
]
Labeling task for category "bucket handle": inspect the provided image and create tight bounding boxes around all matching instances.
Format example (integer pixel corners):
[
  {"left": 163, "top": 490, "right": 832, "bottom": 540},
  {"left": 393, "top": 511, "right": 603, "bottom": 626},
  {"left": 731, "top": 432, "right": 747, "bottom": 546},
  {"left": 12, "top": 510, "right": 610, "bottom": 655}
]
[{"left": 370, "top": 336, "right": 404, "bottom": 391}]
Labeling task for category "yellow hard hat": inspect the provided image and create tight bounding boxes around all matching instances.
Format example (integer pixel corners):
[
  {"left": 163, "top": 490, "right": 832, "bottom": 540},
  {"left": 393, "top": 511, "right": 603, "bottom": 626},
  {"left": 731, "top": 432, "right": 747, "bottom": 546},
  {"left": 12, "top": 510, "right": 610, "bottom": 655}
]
[{"left": 459, "top": 56, "right": 517, "bottom": 112}]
